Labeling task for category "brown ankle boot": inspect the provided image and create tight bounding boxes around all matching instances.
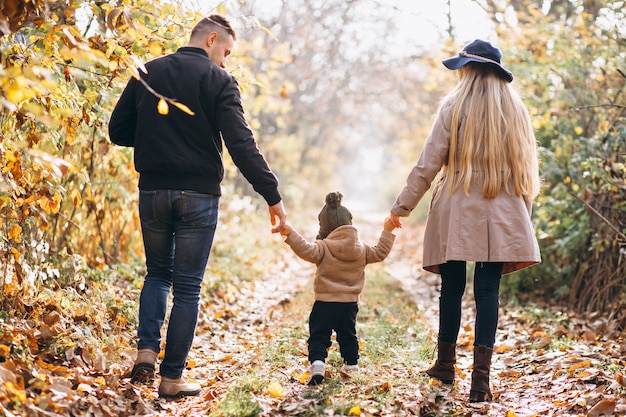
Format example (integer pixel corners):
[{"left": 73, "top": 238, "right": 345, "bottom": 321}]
[
  {"left": 130, "top": 348, "right": 158, "bottom": 383},
  {"left": 425, "top": 340, "right": 456, "bottom": 384},
  {"left": 469, "top": 345, "right": 494, "bottom": 402},
  {"left": 158, "top": 376, "right": 201, "bottom": 399}
]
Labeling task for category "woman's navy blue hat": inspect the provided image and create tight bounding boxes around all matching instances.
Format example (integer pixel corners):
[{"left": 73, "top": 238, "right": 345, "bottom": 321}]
[{"left": 442, "top": 39, "right": 514, "bottom": 83}]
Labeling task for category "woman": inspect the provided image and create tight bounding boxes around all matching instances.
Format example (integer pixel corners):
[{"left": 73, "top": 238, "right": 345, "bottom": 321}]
[{"left": 389, "top": 39, "right": 541, "bottom": 402}]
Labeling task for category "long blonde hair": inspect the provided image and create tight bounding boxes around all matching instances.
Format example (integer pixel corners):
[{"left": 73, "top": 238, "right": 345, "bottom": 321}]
[{"left": 441, "top": 63, "right": 540, "bottom": 199}]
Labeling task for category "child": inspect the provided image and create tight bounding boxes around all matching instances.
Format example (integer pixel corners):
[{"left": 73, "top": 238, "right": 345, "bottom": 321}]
[{"left": 280, "top": 191, "right": 397, "bottom": 385}]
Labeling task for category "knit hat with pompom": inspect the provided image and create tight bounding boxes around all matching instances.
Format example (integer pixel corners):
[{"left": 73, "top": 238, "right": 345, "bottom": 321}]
[{"left": 316, "top": 191, "right": 353, "bottom": 240}]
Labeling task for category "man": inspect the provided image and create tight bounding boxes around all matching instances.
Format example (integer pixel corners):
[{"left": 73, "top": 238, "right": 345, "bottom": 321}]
[{"left": 108, "top": 14, "right": 286, "bottom": 399}]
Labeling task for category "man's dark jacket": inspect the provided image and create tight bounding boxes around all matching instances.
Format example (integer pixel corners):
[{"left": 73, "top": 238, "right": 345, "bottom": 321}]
[{"left": 108, "top": 47, "right": 281, "bottom": 206}]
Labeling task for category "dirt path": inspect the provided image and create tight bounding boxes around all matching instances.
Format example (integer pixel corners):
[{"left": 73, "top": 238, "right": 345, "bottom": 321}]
[{"left": 135, "top": 216, "right": 626, "bottom": 416}]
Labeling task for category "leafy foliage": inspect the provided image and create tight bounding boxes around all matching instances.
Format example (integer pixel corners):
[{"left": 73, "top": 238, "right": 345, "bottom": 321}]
[
  {"left": 488, "top": 2, "right": 626, "bottom": 326},
  {"left": 0, "top": 1, "right": 222, "bottom": 310}
]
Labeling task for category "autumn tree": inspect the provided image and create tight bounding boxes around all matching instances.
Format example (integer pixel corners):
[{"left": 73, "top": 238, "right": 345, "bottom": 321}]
[{"left": 0, "top": 0, "right": 219, "bottom": 309}]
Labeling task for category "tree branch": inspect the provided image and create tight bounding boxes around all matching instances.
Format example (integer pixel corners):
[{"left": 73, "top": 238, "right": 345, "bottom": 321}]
[{"left": 569, "top": 191, "right": 626, "bottom": 241}]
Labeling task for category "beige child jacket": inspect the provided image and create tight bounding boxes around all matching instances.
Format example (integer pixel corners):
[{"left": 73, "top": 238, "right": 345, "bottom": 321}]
[{"left": 284, "top": 225, "right": 395, "bottom": 302}]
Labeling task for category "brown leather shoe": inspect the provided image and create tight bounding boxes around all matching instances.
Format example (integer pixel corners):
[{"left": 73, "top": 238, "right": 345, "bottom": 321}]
[
  {"left": 130, "top": 349, "right": 158, "bottom": 383},
  {"left": 158, "top": 376, "right": 201, "bottom": 399}
]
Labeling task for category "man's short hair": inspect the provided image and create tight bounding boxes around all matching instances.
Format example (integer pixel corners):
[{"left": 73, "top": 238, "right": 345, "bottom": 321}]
[{"left": 191, "top": 14, "right": 237, "bottom": 41}]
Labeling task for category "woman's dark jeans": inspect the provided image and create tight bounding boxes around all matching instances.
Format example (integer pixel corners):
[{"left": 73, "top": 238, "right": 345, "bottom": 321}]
[
  {"left": 137, "top": 189, "right": 219, "bottom": 378},
  {"left": 437, "top": 261, "right": 503, "bottom": 347}
]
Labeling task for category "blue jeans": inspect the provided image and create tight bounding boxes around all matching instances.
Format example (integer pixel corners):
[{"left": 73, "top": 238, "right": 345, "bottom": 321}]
[
  {"left": 137, "top": 189, "right": 219, "bottom": 378},
  {"left": 437, "top": 261, "right": 503, "bottom": 347}
]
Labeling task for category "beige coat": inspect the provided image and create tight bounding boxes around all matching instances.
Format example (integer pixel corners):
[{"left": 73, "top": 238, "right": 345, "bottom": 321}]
[
  {"left": 391, "top": 106, "right": 541, "bottom": 275},
  {"left": 284, "top": 226, "right": 395, "bottom": 302}
]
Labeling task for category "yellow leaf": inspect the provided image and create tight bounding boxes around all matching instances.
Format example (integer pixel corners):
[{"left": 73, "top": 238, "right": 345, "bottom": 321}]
[
  {"left": 70, "top": 189, "right": 81, "bottom": 207},
  {"left": 267, "top": 380, "right": 285, "bottom": 398},
  {"left": 157, "top": 98, "right": 169, "bottom": 115},
  {"left": 171, "top": 101, "right": 195, "bottom": 116},
  {"left": 428, "top": 377, "right": 442, "bottom": 386},
  {"left": 148, "top": 42, "right": 162, "bottom": 57},
  {"left": 5, "top": 382, "right": 26, "bottom": 403},
  {"left": 349, "top": 406, "right": 361, "bottom": 416},
  {"left": 299, "top": 371, "right": 310, "bottom": 385},
  {"left": 217, "top": 4, "right": 227, "bottom": 14},
  {"left": 8, "top": 224, "right": 22, "bottom": 242},
  {"left": 506, "top": 411, "right": 517, "bottom": 417}
]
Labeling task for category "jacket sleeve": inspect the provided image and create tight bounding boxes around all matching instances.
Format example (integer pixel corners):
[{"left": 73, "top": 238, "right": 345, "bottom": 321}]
[
  {"left": 391, "top": 108, "right": 450, "bottom": 217},
  {"left": 108, "top": 77, "right": 138, "bottom": 147},
  {"left": 365, "top": 230, "right": 396, "bottom": 264},
  {"left": 284, "top": 229, "right": 325, "bottom": 265},
  {"left": 216, "top": 77, "right": 281, "bottom": 206}
]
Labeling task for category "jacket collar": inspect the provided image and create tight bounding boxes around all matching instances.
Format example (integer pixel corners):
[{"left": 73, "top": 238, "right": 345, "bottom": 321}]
[{"left": 177, "top": 46, "right": 209, "bottom": 58}]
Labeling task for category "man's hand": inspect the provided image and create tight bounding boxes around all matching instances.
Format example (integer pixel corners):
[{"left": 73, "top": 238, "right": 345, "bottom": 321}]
[{"left": 269, "top": 201, "right": 287, "bottom": 233}]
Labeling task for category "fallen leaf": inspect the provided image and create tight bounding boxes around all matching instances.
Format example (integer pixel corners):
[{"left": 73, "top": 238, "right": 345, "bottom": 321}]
[
  {"left": 587, "top": 398, "right": 616, "bottom": 417},
  {"left": 267, "top": 380, "right": 285, "bottom": 398},
  {"left": 567, "top": 359, "right": 591, "bottom": 373},
  {"left": 299, "top": 371, "right": 310, "bottom": 385},
  {"left": 349, "top": 405, "right": 361, "bottom": 416}
]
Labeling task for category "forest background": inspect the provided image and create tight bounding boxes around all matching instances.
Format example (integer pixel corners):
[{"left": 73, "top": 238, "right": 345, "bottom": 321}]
[{"left": 0, "top": 0, "right": 624, "bottom": 415}]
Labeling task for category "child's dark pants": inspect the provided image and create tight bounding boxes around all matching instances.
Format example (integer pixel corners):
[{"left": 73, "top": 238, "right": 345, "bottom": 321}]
[{"left": 308, "top": 301, "right": 359, "bottom": 365}]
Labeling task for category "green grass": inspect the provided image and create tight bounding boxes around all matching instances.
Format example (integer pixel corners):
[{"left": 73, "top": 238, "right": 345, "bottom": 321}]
[
  {"left": 208, "top": 377, "right": 264, "bottom": 417},
  {"left": 208, "top": 263, "right": 432, "bottom": 416}
]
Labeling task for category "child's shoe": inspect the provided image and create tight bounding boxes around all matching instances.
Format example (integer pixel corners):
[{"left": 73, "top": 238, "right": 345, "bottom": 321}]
[
  {"left": 341, "top": 363, "right": 359, "bottom": 373},
  {"left": 308, "top": 360, "right": 325, "bottom": 385}
]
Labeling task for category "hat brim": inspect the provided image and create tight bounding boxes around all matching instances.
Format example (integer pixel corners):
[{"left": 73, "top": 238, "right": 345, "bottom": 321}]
[{"left": 442, "top": 56, "right": 514, "bottom": 83}]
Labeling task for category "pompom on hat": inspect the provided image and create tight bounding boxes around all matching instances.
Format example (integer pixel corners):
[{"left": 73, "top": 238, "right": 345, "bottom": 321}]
[
  {"left": 442, "top": 39, "right": 514, "bottom": 83},
  {"left": 316, "top": 191, "right": 353, "bottom": 240}
]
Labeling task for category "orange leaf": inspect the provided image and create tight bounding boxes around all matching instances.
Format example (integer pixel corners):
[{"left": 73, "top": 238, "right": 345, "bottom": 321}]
[
  {"left": 567, "top": 359, "right": 591, "bottom": 373},
  {"left": 0, "top": 344, "right": 9, "bottom": 359},
  {"left": 8, "top": 224, "right": 21, "bottom": 242}
]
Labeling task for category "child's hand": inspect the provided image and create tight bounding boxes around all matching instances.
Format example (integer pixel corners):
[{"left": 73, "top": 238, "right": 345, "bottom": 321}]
[
  {"left": 384, "top": 217, "right": 397, "bottom": 233},
  {"left": 389, "top": 212, "right": 402, "bottom": 229},
  {"left": 279, "top": 222, "right": 294, "bottom": 237}
]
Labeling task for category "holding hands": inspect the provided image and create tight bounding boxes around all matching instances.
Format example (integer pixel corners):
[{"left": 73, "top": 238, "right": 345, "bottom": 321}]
[
  {"left": 278, "top": 221, "right": 294, "bottom": 237},
  {"left": 388, "top": 212, "right": 402, "bottom": 229}
]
